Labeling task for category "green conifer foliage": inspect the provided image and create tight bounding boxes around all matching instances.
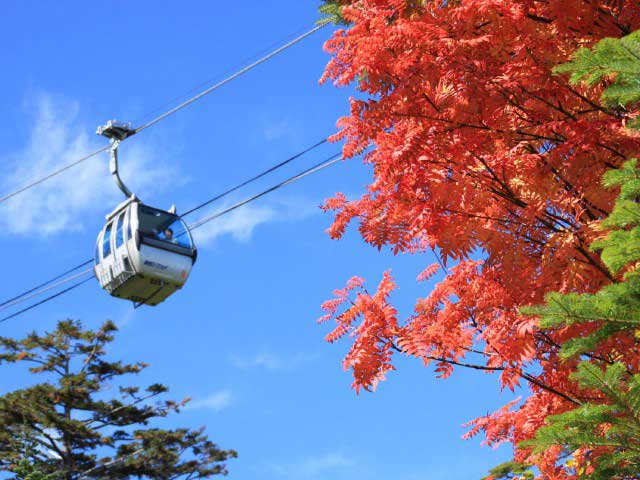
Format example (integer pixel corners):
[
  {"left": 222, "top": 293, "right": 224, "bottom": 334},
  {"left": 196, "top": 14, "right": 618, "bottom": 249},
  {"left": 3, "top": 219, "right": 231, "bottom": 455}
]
[
  {"left": 524, "top": 362, "right": 640, "bottom": 479},
  {"left": 554, "top": 30, "right": 640, "bottom": 127},
  {"left": 317, "top": 0, "right": 427, "bottom": 26},
  {"left": 522, "top": 158, "right": 640, "bottom": 360},
  {"left": 519, "top": 160, "right": 640, "bottom": 477},
  {"left": 481, "top": 461, "right": 534, "bottom": 480},
  {"left": 11, "top": 459, "right": 58, "bottom": 480},
  {"left": 8, "top": 429, "right": 60, "bottom": 479},
  {"left": 0, "top": 320, "right": 236, "bottom": 479},
  {"left": 318, "top": 1, "right": 348, "bottom": 26},
  {"left": 514, "top": 32, "right": 640, "bottom": 477}
]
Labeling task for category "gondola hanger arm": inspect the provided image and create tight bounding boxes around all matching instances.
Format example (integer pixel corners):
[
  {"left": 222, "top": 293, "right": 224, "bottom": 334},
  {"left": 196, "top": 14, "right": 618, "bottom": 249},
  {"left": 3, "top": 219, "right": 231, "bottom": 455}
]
[{"left": 97, "top": 120, "right": 137, "bottom": 200}]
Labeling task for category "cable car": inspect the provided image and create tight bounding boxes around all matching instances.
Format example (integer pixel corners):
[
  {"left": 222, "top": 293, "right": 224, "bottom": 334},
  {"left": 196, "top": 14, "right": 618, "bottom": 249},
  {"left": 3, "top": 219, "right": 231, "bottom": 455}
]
[{"left": 93, "top": 120, "right": 197, "bottom": 307}]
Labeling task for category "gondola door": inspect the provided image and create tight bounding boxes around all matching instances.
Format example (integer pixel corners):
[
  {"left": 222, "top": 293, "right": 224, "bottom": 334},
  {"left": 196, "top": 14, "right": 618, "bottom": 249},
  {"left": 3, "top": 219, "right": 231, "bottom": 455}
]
[
  {"left": 110, "top": 209, "right": 136, "bottom": 290},
  {"left": 97, "top": 220, "right": 116, "bottom": 292}
]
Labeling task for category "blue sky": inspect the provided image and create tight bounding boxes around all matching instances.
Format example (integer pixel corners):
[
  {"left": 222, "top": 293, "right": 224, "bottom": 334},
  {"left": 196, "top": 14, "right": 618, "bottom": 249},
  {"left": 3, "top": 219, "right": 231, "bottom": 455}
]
[{"left": 0, "top": 2, "right": 519, "bottom": 478}]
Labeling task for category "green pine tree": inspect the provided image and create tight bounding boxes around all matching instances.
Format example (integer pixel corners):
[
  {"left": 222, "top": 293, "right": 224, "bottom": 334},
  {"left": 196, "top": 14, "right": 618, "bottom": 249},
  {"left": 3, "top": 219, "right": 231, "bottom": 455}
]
[
  {"left": 483, "top": 29, "right": 640, "bottom": 480},
  {"left": 8, "top": 432, "right": 59, "bottom": 480},
  {"left": 522, "top": 157, "right": 640, "bottom": 360},
  {"left": 523, "top": 362, "right": 640, "bottom": 479},
  {"left": 554, "top": 29, "right": 640, "bottom": 128},
  {"left": 481, "top": 461, "right": 534, "bottom": 480},
  {"left": 318, "top": 0, "right": 348, "bottom": 26},
  {"left": 11, "top": 458, "right": 58, "bottom": 480},
  {"left": 317, "top": 0, "right": 428, "bottom": 26},
  {"left": 0, "top": 320, "right": 236, "bottom": 479},
  {"left": 518, "top": 158, "right": 640, "bottom": 479}
]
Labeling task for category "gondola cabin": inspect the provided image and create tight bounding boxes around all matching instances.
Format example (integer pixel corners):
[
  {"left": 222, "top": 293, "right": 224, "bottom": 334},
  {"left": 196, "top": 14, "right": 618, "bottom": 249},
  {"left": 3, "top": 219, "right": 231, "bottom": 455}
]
[{"left": 94, "top": 196, "right": 197, "bottom": 306}]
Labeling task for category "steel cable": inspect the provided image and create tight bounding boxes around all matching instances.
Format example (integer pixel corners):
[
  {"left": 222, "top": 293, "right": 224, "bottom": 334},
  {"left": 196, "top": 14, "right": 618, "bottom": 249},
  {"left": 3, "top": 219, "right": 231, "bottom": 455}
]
[
  {"left": 0, "top": 150, "right": 341, "bottom": 322},
  {"left": 0, "top": 276, "right": 94, "bottom": 324},
  {"left": 0, "top": 259, "right": 93, "bottom": 308},
  {"left": 0, "top": 23, "right": 326, "bottom": 206},
  {"left": 0, "top": 137, "right": 332, "bottom": 310},
  {"left": 133, "top": 25, "right": 325, "bottom": 135},
  {"left": 188, "top": 153, "right": 341, "bottom": 232},
  {"left": 180, "top": 138, "right": 328, "bottom": 217},
  {"left": 0, "top": 268, "right": 94, "bottom": 312},
  {"left": 0, "top": 147, "right": 110, "bottom": 205}
]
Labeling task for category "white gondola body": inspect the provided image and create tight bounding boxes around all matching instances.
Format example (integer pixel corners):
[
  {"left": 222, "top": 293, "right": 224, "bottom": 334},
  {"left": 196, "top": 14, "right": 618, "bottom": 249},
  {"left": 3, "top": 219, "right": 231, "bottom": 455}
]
[{"left": 94, "top": 197, "right": 197, "bottom": 306}]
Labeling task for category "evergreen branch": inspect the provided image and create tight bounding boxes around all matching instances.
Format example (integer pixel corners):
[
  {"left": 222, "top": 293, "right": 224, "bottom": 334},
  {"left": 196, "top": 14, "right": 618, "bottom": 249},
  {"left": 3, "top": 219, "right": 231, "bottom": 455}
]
[{"left": 77, "top": 448, "right": 144, "bottom": 479}]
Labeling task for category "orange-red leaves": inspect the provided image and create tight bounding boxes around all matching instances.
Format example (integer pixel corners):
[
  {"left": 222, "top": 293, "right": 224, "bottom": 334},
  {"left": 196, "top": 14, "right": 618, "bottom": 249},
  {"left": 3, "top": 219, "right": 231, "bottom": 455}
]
[
  {"left": 319, "top": 0, "right": 640, "bottom": 477},
  {"left": 416, "top": 263, "right": 440, "bottom": 282},
  {"left": 320, "top": 271, "right": 399, "bottom": 393}
]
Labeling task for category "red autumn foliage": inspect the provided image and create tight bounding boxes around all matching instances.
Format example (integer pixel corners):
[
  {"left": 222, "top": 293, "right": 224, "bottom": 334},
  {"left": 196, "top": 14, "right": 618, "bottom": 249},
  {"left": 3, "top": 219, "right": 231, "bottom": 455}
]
[{"left": 318, "top": 0, "right": 640, "bottom": 476}]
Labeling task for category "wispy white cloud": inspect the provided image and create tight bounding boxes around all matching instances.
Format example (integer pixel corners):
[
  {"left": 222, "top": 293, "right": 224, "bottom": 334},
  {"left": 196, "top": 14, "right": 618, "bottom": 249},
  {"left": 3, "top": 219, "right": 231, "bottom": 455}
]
[
  {"left": 115, "top": 307, "right": 137, "bottom": 329},
  {"left": 191, "top": 196, "right": 320, "bottom": 246},
  {"left": 255, "top": 112, "right": 308, "bottom": 149},
  {"left": 262, "top": 118, "right": 293, "bottom": 142},
  {"left": 192, "top": 203, "right": 276, "bottom": 245},
  {"left": 187, "top": 389, "right": 233, "bottom": 412},
  {"left": 269, "top": 452, "right": 355, "bottom": 478},
  {"left": 229, "top": 350, "right": 320, "bottom": 373},
  {"left": 299, "top": 454, "right": 355, "bottom": 476},
  {"left": 230, "top": 351, "right": 282, "bottom": 371},
  {"left": 0, "top": 93, "right": 179, "bottom": 236}
]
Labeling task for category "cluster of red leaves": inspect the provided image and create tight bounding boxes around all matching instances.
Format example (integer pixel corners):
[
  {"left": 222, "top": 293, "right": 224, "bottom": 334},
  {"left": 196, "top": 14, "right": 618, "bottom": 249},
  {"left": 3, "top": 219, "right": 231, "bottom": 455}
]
[{"left": 318, "top": 0, "right": 640, "bottom": 477}]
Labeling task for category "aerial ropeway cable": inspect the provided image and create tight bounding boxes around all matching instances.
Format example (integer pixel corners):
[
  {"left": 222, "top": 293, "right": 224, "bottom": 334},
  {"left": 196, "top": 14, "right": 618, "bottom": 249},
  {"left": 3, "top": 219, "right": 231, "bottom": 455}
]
[
  {"left": 181, "top": 138, "right": 328, "bottom": 217},
  {"left": 188, "top": 153, "right": 341, "bottom": 232},
  {"left": 0, "top": 259, "right": 93, "bottom": 309},
  {"left": 0, "top": 20, "right": 337, "bottom": 318},
  {"left": 0, "top": 268, "right": 94, "bottom": 312},
  {"left": 0, "top": 276, "right": 94, "bottom": 325},
  {"left": 90, "top": 122, "right": 334, "bottom": 307},
  {"left": 0, "top": 138, "right": 333, "bottom": 311},
  {"left": 0, "top": 147, "right": 110, "bottom": 206},
  {"left": 132, "top": 25, "right": 326, "bottom": 135},
  {"left": 0, "top": 23, "right": 326, "bottom": 205},
  {"left": 0, "top": 145, "right": 342, "bottom": 323},
  {"left": 1, "top": 137, "right": 331, "bottom": 310}
]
